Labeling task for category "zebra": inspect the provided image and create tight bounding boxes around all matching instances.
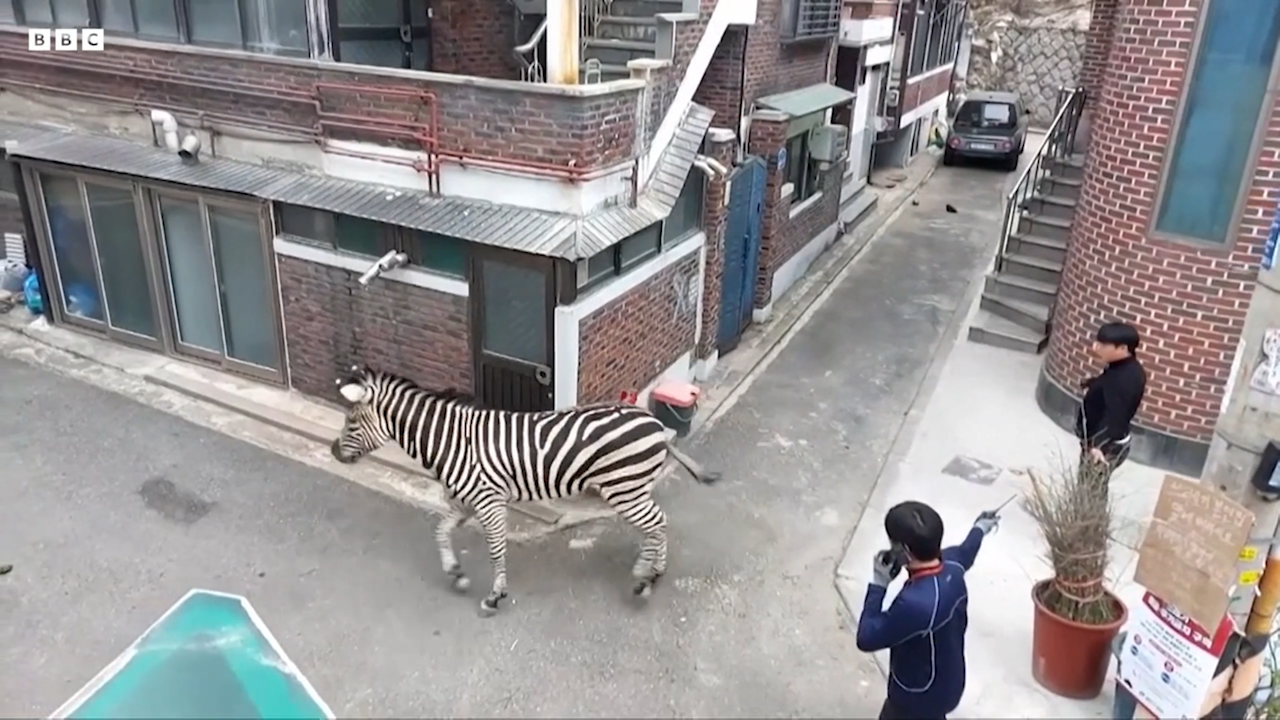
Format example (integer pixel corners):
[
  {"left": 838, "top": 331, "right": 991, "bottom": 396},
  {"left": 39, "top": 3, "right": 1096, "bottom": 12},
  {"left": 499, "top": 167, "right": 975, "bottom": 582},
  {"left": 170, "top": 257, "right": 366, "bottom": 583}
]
[{"left": 329, "top": 364, "right": 720, "bottom": 617}]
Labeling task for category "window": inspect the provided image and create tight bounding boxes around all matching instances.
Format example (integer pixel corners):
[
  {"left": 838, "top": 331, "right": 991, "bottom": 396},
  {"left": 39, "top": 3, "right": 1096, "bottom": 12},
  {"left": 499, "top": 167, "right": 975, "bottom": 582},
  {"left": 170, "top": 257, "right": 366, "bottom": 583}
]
[
  {"left": 331, "top": 0, "right": 431, "bottom": 70},
  {"left": 778, "top": 0, "right": 839, "bottom": 42},
  {"left": 664, "top": 171, "right": 705, "bottom": 244},
  {"left": 276, "top": 204, "right": 469, "bottom": 278},
  {"left": 953, "top": 101, "right": 1016, "bottom": 130},
  {"left": 577, "top": 222, "right": 665, "bottom": 291},
  {"left": 1154, "top": 0, "right": 1280, "bottom": 244},
  {"left": 0, "top": 158, "right": 16, "bottom": 196},
  {"left": 7, "top": 0, "right": 309, "bottom": 57},
  {"left": 907, "top": 7, "right": 930, "bottom": 76},
  {"left": 786, "top": 132, "right": 820, "bottom": 204}
]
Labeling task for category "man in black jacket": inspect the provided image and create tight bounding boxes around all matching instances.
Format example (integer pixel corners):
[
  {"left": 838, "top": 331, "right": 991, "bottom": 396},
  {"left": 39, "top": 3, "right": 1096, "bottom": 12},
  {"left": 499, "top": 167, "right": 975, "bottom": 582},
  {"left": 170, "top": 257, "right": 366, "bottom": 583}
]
[{"left": 1076, "top": 322, "right": 1147, "bottom": 470}]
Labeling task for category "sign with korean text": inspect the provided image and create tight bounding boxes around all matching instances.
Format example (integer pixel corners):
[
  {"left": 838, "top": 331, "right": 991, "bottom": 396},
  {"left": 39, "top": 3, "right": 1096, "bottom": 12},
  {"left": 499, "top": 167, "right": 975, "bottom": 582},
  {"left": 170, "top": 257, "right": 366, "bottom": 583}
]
[
  {"left": 1118, "top": 592, "right": 1234, "bottom": 720},
  {"left": 1133, "top": 474, "right": 1254, "bottom": 628}
]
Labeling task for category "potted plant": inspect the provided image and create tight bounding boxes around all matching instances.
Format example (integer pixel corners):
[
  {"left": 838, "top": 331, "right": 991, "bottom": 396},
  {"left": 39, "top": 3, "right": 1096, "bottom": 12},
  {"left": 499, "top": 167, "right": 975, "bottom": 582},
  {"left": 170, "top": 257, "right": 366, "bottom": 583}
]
[{"left": 1024, "top": 459, "right": 1129, "bottom": 700}]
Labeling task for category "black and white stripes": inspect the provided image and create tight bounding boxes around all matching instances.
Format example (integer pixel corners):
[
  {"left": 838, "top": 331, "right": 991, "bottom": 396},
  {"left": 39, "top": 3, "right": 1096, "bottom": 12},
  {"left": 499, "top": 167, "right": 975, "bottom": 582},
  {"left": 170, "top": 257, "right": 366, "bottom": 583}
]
[{"left": 330, "top": 365, "right": 717, "bottom": 616}]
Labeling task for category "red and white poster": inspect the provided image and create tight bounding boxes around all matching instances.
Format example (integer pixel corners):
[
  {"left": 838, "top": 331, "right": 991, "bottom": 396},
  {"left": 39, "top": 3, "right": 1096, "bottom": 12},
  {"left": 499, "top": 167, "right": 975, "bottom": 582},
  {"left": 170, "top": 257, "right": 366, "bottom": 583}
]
[{"left": 1118, "top": 592, "right": 1233, "bottom": 720}]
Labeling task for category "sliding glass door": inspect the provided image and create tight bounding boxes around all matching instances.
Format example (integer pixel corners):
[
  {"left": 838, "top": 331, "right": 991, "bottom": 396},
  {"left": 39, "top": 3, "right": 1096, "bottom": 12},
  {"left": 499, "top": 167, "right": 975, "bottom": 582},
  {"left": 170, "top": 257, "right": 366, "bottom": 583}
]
[
  {"left": 153, "top": 193, "right": 282, "bottom": 377},
  {"left": 31, "top": 170, "right": 285, "bottom": 382},
  {"left": 37, "top": 172, "right": 160, "bottom": 344}
]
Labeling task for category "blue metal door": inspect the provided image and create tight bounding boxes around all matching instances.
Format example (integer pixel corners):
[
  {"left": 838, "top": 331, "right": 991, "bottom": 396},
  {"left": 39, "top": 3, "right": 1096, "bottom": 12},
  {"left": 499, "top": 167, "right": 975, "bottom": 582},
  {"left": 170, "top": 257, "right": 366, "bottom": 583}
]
[{"left": 717, "top": 157, "right": 766, "bottom": 353}]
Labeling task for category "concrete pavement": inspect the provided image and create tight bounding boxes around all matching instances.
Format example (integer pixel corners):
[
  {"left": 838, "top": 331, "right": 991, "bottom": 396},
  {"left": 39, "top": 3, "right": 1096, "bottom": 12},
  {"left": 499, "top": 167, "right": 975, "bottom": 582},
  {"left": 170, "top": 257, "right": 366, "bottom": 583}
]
[{"left": 0, "top": 147, "right": 1031, "bottom": 716}]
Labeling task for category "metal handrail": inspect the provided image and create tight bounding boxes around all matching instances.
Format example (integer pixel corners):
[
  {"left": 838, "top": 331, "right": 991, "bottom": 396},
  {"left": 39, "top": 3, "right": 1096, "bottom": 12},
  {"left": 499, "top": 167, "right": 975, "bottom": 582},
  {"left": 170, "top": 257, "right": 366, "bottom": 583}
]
[
  {"left": 514, "top": 17, "right": 548, "bottom": 83},
  {"left": 994, "top": 86, "right": 1087, "bottom": 274}
]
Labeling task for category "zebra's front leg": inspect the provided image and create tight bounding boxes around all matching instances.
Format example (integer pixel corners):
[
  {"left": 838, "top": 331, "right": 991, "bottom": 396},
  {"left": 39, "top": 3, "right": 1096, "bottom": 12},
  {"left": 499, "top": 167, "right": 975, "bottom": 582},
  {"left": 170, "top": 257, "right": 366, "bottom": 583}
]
[
  {"left": 436, "top": 502, "right": 474, "bottom": 593},
  {"left": 475, "top": 502, "right": 510, "bottom": 617}
]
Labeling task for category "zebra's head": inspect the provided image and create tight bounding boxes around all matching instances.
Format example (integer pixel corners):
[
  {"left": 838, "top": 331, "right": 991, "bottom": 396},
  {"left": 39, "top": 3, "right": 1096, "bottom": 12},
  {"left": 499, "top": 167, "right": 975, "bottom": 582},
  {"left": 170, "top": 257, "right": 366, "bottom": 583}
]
[{"left": 331, "top": 364, "right": 389, "bottom": 464}]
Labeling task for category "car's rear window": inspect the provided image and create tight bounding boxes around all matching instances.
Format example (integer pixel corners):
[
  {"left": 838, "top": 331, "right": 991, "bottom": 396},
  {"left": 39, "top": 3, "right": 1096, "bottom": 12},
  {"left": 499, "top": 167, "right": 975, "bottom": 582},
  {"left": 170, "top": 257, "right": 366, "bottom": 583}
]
[{"left": 955, "top": 101, "right": 1016, "bottom": 129}]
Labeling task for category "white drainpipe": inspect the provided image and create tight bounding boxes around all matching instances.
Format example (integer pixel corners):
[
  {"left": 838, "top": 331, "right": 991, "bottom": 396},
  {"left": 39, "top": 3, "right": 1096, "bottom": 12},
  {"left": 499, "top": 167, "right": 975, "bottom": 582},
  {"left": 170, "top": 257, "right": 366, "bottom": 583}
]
[{"left": 149, "top": 109, "right": 180, "bottom": 153}]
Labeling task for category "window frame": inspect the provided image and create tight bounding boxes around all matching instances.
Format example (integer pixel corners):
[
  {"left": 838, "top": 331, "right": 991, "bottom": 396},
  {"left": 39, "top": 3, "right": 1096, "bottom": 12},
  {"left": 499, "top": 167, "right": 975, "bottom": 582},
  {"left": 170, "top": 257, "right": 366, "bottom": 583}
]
[
  {"left": 326, "top": 0, "right": 432, "bottom": 71},
  {"left": 777, "top": 0, "right": 840, "bottom": 43},
  {"left": 786, "top": 131, "right": 820, "bottom": 204},
  {"left": 1148, "top": 0, "right": 1280, "bottom": 250},
  {"left": 663, "top": 170, "right": 706, "bottom": 245},
  {"left": 577, "top": 221, "right": 668, "bottom": 293},
  {"left": 274, "top": 203, "right": 470, "bottom": 279},
  {"left": 6, "top": 0, "right": 311, "bottom": 58}
]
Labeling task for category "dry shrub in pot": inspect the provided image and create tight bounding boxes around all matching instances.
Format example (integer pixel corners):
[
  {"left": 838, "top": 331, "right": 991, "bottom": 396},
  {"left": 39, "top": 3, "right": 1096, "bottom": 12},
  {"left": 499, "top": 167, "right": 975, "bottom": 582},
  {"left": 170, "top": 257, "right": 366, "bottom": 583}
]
[{"left": 1025, "top": 458, "right": 1122, "bottom": 626}]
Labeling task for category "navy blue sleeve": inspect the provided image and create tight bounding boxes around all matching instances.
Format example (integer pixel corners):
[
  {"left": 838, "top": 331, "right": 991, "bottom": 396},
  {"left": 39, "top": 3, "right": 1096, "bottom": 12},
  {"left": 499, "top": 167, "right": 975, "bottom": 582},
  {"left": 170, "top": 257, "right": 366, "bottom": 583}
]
[
  {"left": 942, "top": 527, "right": 985, "bottom": 571},
  {"left": 856, "top": 584, "right": 928, "bottom": 652}
]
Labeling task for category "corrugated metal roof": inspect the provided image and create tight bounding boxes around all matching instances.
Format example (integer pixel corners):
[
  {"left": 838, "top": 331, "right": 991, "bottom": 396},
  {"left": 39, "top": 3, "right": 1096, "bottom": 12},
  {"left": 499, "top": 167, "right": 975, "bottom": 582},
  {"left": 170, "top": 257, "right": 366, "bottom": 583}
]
[
  {"left": 757, "top": 83, "right": 856, "bottom": 118},
  {"left": 575, "top": 103, "right": 715, "bottom": 258},
  {"left": 1, "top": 106, "right": 714, "bottom": 261}
]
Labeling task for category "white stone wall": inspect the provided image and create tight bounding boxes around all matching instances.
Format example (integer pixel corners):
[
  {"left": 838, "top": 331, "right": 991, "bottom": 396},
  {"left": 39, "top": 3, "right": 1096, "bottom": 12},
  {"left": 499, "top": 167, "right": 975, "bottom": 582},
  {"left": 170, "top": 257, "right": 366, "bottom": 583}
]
[{"left": 961, "top": 5, "right": 1089, "bottom": 129}]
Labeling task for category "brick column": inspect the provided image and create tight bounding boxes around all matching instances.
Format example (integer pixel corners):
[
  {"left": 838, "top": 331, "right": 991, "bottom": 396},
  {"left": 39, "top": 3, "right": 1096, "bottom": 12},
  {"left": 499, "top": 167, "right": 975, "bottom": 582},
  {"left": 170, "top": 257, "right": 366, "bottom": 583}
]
[
  {"left": 1038, "top": 0, "right": 1263, "bottom": 476},
  {"left": 1079, "top": 0, "right": 1119, "bottom": 107},
  {"left": 746, "top": 110, "right": 788, "bottom": 312},
  {"left": 697, "top": 127, "right": 737, "bottom": 362}
]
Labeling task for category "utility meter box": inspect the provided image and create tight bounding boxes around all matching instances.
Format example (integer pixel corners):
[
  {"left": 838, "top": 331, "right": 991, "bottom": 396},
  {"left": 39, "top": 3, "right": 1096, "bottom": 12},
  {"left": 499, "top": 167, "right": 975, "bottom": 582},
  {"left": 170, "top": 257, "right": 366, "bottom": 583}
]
[{"left": 809, "top": 124, "right": 849, "bottom": 163}]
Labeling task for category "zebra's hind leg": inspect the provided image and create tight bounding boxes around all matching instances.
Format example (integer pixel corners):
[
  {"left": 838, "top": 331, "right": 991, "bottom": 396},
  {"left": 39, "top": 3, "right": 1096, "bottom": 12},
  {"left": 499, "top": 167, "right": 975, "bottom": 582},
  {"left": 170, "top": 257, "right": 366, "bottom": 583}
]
[
  {"left": 602, "top": 489, "right": 668, "bottom": 599},
  {"left": 436, "top": 501, "right": 474, "bottom": 593},
  {"left": 474, "top": 502, "right": 510, "bottom": 617}
]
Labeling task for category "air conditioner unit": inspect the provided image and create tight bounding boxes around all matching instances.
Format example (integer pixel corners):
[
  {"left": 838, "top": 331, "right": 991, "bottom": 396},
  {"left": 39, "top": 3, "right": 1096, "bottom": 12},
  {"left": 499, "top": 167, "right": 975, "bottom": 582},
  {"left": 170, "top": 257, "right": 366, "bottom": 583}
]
[
  {"left": 886, "top": 88, "right": 900, "bottom": 107},
  {"left": 808, "top": 124, "right": 849, "bottom": 163}
]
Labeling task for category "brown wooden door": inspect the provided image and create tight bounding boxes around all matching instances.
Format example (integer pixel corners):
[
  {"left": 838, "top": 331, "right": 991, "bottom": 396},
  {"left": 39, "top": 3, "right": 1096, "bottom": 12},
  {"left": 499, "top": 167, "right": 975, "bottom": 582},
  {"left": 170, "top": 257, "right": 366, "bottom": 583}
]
[{"left": 470, "top": 248, "right": 555, "bottom": 412}]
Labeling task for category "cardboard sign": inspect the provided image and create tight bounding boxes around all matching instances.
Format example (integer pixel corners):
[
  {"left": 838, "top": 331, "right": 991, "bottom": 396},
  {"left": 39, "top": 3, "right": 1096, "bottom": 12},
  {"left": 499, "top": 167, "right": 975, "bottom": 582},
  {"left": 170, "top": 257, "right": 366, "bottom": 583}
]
[{"left": 1133, "top": 475, "right": 1254, "bottom": 628}]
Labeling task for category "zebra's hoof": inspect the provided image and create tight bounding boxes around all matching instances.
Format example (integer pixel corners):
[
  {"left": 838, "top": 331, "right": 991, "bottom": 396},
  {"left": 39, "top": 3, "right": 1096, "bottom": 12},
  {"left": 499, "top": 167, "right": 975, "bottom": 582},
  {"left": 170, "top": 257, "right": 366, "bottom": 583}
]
[
  {"left": 451, "top": 575, "right": 471, "bottom": 593},
  {"left": 478, "top": 596, "right": 503, "bottom": 617},
  {"left": 632, "top": 581, "right": 653, "bottom": 599}
]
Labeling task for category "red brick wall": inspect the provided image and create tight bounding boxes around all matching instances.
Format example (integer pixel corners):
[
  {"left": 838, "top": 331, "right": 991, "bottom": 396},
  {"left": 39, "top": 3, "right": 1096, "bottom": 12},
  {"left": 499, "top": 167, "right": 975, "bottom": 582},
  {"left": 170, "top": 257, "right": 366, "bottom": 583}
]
[
  {"left": 1045, "top": 0, "right": 1266, "bottom": 444},
  {"left": 697, "top": 134, "right": 737, "bottom": 360},
  {"left": 747, "top": 115, "right": 845, "bottom": 308},
  {"left": 431, "top": 0, "right": 521, "bottom": 80},
  {"left": 692, "top": 0, "right": 834, "bottom": 134},
  {"left": 577, "top": 253, "right": 701, "bottom": 404},
  {"left": 694, "top": 28, "right": 747, "bottom": 128},
  {"left": 277, "top": 256, "right": 471, "bottom": 401},
  {"left": 1080, "top": 0, "right": 1118, "bottom": 108},
  {"left": 901, "top": 67, "right": 952, "bottom": 117},
  {"left": 846, "top": 0, "right": 900, "bottom": 20},
  {"left": 0, "top": 30, "right": 638, "bottom": 174}
]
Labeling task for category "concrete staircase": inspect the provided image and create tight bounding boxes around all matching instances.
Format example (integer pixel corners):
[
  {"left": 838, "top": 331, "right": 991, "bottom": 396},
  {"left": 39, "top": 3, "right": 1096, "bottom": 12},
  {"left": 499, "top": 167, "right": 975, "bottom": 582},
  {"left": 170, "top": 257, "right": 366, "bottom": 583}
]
[
  {"left": 581, "top": 0, "right": 684, "bottom": 82},
  {"left": 967, "top": 86, "right": 1087, "bottom": 355},
  {"left": 968, "top": 154, "right": 1083, "bottom": 353}
]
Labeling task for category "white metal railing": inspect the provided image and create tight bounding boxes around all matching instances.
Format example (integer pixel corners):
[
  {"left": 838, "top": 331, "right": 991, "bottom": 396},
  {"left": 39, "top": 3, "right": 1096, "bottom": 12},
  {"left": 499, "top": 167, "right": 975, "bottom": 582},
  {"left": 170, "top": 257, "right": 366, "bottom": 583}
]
[{"left": 514, "top": 17, "right": 548, "bottom": 83}]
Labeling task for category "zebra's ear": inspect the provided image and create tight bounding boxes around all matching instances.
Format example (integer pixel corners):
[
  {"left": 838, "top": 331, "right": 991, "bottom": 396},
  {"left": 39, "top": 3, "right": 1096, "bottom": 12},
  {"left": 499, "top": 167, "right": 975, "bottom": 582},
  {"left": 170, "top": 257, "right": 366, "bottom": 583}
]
[{"left": 338, "top": 382, "right": 370, "bottom": 404}]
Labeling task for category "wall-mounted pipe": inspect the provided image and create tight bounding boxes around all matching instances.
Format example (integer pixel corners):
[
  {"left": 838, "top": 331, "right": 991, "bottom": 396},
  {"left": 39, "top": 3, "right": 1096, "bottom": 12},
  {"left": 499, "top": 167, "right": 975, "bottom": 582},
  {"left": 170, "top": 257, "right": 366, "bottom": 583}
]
[
  {"left": 149, "top": 109, "right": 180, "bottom": 152},
  {"left": 178, "top": 132, "right": 201, "bottom": 162}
]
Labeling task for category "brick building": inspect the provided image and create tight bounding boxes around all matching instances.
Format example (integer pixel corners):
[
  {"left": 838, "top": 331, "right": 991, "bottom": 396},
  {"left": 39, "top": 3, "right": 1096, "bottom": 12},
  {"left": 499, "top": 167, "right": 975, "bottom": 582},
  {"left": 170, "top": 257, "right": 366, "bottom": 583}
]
[
  {"left": 0, "top": 0, "right": 887, "bottom": 412},
  {"left": 871, "top": 0, "right": 966, "bottom": 169},
  {"left": 1023, "top": 0, "right": 1280, "bottom": 475}
]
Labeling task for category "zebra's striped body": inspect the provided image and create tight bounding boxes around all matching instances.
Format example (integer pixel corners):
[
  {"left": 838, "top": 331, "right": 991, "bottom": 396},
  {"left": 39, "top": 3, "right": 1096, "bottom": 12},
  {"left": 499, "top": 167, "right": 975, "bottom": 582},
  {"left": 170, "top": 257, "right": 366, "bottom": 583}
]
[{"left": 330, "top": 365, "right": 717, "bottom": 616}]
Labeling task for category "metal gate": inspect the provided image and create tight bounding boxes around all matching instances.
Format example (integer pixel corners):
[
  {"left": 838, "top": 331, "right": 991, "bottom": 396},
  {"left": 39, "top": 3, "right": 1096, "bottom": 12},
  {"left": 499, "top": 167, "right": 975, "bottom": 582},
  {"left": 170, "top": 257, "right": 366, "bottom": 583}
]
[{"left": 717, "top": 156, "right": 766, "bottom": 353}]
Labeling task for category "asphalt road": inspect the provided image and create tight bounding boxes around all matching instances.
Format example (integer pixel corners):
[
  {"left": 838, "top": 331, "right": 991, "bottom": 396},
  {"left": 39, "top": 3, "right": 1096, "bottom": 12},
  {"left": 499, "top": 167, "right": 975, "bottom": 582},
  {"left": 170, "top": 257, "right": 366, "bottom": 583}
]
[{"left": 0, "top": 159, "right": 1009, "bottom": 719}]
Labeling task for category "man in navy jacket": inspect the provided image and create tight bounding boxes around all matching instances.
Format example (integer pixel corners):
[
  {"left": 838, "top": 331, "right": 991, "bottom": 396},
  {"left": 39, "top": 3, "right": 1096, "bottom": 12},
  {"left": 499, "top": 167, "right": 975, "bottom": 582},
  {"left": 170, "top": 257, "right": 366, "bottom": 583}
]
[{"left": 856, "top": 501, "right": 997, "bottom": 720}]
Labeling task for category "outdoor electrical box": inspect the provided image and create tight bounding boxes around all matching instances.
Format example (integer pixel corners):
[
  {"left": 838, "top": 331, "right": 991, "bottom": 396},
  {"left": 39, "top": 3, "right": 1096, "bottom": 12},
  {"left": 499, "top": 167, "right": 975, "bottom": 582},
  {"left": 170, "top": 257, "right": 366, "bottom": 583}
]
[
  {"left": 808, "top": 124, "right": 849, "bottom": 163},
  {"left": 1250, "top": 440, "right": 1280, "bottom": 499}
]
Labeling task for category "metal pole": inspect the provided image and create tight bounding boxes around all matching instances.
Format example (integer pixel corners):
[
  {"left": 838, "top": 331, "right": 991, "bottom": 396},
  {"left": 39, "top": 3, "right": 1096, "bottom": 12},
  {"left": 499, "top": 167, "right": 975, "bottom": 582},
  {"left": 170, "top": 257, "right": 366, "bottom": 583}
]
[
  {"left": 1219, "top": 508, "right": 1280, "bottom": 718},
  {"left": 546, "top": 0, "right": 581, "bottom": 85}
]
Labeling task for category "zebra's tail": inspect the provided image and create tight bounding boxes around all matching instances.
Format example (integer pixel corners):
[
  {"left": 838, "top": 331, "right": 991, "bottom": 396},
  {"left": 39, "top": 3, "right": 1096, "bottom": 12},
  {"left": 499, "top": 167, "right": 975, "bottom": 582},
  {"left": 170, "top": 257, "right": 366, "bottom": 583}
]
[{"left": 666, "top": 442, "right": 721, "bottom": 485}]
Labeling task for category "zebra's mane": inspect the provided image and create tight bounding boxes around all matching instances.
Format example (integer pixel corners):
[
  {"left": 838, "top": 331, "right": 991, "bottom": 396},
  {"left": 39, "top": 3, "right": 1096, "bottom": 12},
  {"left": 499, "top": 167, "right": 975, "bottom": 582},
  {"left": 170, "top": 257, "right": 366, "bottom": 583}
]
[{"left": 371, "top": 370, "right": 478, "bottom": 407}]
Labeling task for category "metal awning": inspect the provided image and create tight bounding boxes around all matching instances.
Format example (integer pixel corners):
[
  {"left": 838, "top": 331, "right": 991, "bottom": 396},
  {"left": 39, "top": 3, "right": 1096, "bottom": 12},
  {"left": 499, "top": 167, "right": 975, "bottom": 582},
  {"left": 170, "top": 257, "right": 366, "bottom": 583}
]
[
  {"left": 0, "top": 107, "right": 715, "bottom": 261},
  {"left": 756, "top": 83, "right": 856, "bottom": 118}
]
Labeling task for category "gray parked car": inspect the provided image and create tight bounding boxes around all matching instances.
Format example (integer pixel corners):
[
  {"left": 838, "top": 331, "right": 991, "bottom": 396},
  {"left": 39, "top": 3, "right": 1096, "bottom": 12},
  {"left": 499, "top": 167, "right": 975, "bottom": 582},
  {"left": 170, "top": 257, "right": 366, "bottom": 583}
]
[{"left": 943, "top": 91, "right": 1031, "bottom": 171}]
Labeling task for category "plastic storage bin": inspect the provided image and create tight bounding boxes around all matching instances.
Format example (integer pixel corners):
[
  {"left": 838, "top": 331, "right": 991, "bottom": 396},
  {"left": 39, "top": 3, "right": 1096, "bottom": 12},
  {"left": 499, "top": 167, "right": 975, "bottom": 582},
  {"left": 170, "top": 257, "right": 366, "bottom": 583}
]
[{"left": 649, "top": 382, "right": 700, "bottom": 438}]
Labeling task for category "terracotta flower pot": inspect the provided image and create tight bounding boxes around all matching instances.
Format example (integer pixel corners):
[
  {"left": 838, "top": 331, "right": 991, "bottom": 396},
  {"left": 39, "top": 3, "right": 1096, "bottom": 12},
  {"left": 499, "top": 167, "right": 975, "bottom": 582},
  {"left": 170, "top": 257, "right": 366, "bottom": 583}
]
[{"left": 1030, "top": 579, "right": 1128, "bottom": 700}]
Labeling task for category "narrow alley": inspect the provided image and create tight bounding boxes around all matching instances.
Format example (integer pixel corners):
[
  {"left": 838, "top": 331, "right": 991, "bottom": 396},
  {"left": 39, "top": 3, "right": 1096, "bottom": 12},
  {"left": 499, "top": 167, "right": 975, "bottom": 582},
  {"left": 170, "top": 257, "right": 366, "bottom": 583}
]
[{"left": 0, "top": 156, "right": 1020, "bottom": 719}]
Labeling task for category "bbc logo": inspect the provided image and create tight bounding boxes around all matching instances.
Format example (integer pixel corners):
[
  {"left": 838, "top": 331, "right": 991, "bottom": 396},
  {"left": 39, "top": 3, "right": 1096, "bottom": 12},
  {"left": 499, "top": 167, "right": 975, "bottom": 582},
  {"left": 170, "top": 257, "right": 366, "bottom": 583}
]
[{"left": 28, "top": 28, "right": 105, "bottom": 51}]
